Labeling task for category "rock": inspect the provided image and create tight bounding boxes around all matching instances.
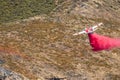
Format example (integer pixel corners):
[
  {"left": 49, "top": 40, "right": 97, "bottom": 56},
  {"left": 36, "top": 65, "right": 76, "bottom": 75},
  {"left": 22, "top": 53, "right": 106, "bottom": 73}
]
[{"left": 0, "top": 67, "right": 29, "bottom": 80}]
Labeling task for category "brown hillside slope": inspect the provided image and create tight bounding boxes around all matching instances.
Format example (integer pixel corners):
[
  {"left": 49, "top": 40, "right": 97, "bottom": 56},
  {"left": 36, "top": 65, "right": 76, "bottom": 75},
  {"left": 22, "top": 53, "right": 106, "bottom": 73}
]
[{"left": 0, "top": 0, "right": 120, "bottom": 80}]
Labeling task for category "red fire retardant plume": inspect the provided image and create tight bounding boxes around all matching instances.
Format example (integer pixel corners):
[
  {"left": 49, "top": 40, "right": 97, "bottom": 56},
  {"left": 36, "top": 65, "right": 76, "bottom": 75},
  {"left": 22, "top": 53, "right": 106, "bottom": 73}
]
[{"left": 88, "top": 33, "right": 120, "bottom": 51}]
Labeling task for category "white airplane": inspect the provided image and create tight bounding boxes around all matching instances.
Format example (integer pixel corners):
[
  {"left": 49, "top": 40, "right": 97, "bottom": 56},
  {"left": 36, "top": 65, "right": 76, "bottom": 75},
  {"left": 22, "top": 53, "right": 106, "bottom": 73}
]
[{"left": 73, "top": 23, "right": 103, "bottom": 35}]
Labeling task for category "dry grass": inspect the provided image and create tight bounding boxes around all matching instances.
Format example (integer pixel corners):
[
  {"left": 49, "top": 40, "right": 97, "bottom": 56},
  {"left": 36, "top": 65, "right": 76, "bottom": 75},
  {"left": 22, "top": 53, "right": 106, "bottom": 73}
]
[
  {"left": 0, "top": 0, "right": 120, "bottom": 79},
  {"left": 0, "top": 18, "right": 120, "bottom": 80}
]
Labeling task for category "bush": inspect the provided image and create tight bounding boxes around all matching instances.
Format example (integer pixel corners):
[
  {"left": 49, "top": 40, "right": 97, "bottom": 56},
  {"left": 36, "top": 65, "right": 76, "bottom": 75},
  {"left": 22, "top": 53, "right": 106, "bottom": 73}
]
[{"left": 0, "top": 0, "right": 56, "bottom": 23}]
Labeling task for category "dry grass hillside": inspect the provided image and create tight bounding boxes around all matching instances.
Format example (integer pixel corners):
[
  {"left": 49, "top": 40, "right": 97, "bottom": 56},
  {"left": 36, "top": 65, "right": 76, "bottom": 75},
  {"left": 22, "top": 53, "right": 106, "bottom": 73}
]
[{"left": 0, "top": 0, "right": 120, "bottom": 80}]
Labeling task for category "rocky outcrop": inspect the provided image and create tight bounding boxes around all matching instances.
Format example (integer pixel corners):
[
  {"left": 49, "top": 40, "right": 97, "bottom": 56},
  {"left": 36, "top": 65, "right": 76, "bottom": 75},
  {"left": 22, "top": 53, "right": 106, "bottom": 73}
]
[
  {"left": 0, "top": 67, "right": 29, "bottom": 80},
  {"left": 51, "top": 0, "right": 120, "bottom": 26}
]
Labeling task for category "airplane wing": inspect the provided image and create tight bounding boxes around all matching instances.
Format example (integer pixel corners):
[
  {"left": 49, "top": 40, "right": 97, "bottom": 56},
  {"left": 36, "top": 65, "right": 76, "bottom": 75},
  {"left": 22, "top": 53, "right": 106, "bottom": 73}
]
[
  {"left": 73, "top": 30, "right": 86, "bottom": 35},
  {"left": 73, "top": 23, "right": 103, "bottom": 36},
  {"left": 92, "top": 23, "right": 103, "bottom": 31}
]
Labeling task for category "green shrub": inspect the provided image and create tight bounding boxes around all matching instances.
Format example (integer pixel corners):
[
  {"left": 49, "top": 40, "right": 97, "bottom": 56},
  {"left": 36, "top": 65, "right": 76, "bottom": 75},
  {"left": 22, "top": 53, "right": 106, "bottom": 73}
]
[{"left": 0, "top": 0, "right": 56, "bottom": 23}]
